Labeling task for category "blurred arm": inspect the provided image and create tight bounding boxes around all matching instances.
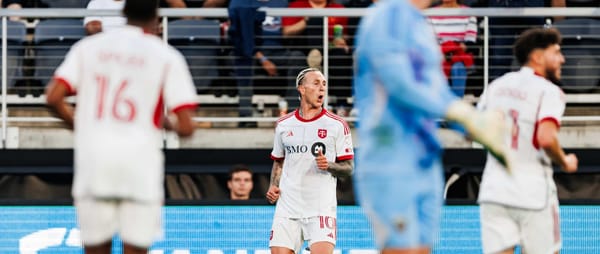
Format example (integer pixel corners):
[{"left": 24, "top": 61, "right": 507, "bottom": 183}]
[{"left": 45, "top": 79, "right": 74, "bottom": 129}]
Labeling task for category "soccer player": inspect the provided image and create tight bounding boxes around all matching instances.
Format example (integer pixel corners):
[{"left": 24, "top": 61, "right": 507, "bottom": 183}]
[
  {"left": 45, "top": 0, "right": 197, "bottom": 253},
  {"left": 353, "top": 0, "right": 510, "bottom": 253},
  {"left": 478, "top": 28, "right": 577, "bottom": 254},
  {"left": 266, "top": 68, "right": 354, "bottom": 254}
]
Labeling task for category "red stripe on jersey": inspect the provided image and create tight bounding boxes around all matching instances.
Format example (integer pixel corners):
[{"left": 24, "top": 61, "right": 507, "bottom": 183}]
[
  {"left": 336, "top": 155, "right": 354, "bottom": 161},
  {"left": 152, "top": 92, "right": 164, "bottom": 129},
  {"left": 270, "top": 154, "right": 284, "bottom": 161},
  {"left": 53, "top": 76, "right": 76, "bottom": 95},
  {"left": 172, "top": 103, "right": 197, "bottom": 113},
  {"left": 532, "top": 118, "right": 560, "bottom": 149},
  {"left": 277, "top": 110, "right": 296, "bottom": 124},
  {"left": 539, "top": 117, "right": 560, "bottom": 129},
  {"left": 325, "top": 111, "right": 350, "bottom": 135},
  {"left": 153, "top": 64, "right": 170, "bottom": 129}
]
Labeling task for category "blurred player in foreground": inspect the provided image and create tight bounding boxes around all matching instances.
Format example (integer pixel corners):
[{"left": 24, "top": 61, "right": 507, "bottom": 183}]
[
  {"left": 45, "top": 0, "right": 197, "bottom": 253},
  {"left": 266, "top": 68, "right": 354, "bottom": 254},
  {"left": 478, "top": 28, "right": 577, "bottom": 254},
  {"left": 352, "top": 0, "right": 510, "bottom": 253}
]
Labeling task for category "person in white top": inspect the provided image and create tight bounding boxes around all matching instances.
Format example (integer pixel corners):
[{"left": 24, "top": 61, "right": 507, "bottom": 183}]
[
  {"left": 266, "top": 67, "right": 354, "bottom": 254},
  {"left": 45, "top": 0, "right": 197, "bottom": 253},
  {"left": 84, "top": 0, "right": 126, "bottom": 35},
  {"left": 477, "top": 28, "right": 578, "bottom": 254}
]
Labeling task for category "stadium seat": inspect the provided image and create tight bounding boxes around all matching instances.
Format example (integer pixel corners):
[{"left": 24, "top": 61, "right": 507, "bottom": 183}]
[
  {"left": 167, "top": 19, "right": 221, "bottom": 93},
  {"left": 0, "top": 20, "right": 26, "bottom": 89},
  {"left": 554, "top": 18, "right": 600, "bottom": 92},
  {"left": 33, "top": 19, "right": 86, "bottom": 89}
]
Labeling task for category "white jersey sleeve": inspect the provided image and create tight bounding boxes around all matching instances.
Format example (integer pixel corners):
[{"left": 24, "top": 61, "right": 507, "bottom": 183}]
[
  {"left": 334, "top": 119, "right": 354, "bottom": 161},
  {"left": 163, "top": 50, "right": 197, "bottom": 112},
  {"left": 270, "top": 119, "right": 286, "bottom": 160},
  {"left": 53, "top": 41, "right": 84, "bottom": 93},
  {"left": 538, "top": 87, "right": 565, "bottom": 125}
]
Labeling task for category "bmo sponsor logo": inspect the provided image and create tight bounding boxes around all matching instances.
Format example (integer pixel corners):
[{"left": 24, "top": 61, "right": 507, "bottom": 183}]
[{"left": 285, "top": 145, "right": 309, "bottom": 154}]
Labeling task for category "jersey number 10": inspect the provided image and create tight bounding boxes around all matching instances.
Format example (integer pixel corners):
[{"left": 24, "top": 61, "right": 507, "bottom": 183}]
[{"left": 95, "top": 75, "right": 137, "bottom": 122}]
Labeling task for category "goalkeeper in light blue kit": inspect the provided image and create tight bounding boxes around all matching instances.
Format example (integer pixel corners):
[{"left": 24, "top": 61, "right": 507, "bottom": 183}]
[{"left": 353, "top": 0, "right": 511, "bottom": 253}]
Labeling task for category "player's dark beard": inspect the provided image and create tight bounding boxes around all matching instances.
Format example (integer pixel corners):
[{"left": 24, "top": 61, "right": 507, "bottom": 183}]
[{"left": 545, "top": 67, "right": 562, "bottom": 86}]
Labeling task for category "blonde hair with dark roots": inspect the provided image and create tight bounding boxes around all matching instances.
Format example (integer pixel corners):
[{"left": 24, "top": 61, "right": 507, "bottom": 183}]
[{"left": 295, "top": 67, "right": 322, "bottom": 87}]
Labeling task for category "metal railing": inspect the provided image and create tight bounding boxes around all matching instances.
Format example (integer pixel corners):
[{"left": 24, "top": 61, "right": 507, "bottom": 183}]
[{"left": 1, "top": 7, "right": 600, "bottom": 147}]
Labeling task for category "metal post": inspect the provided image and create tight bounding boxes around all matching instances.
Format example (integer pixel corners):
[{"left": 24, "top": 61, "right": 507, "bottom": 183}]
[
  {"left": 322, "top": 16, "right": 329, "bottom": 109},
  {"left": 483, "top": 16, "right": 489, "bottom": 90},
  {"left": 162, "top": 16, "right": 169, "bottom": 148},
  {"left": 2, "top": 17, "right": 8, "bottom": 149}
]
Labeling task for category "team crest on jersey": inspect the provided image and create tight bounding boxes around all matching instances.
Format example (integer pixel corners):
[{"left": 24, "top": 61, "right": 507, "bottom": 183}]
[{"left": 317, "top": 129, "right": 327, "bottom": 139}]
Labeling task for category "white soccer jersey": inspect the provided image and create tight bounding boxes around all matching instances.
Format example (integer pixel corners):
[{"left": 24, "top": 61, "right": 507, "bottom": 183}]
[
  {"left": 477, "top": 67, "right": 566, "bottom": 209},
  {"left": 271, "top": 109, "right": 354, "bottom": 218},
  {"left": 54, "top": 25, "right": 197, "bottom": 202},
  {"left": 83, "top": 0, "right": 126, "bottom": 32}
]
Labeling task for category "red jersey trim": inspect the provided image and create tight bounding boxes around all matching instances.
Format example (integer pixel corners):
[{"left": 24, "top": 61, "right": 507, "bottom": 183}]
[
  {"left": 53, "top": 76, "right": 76, "bottom": 95},
  {"left": 336, "top": 155, "right": 354, "bottom": 161},
  {"left": 152, "top": 93, "right": 164, "bottom": 129},
  {"left": 270, "top": 154, "right": 284, "bottom": 161},
  {"left": 295, "top": 108, "right": 327, "bottom": 122},
  {"left": 277, "top": 110, "right": 296, "bottom": 123},
  {"left": 539, "top": 117, "right": 561, "bottom": 129},
  {"left": 325, "top": 111, "right": 350, "bottom": 135},
  {"left": 172, "top": 103, "right": 198, "bottom": 113}
]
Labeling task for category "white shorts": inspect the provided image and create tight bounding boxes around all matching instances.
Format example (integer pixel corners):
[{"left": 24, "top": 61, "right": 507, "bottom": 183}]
[
  {"left": 75, "top": 198, "right": 163, "bottom": 248},
  {"left": 480, "top": 196, "right": 561, "bottom": 254},
  {"left": 269, "top": 216, "right": 337, "bottom": 253}
]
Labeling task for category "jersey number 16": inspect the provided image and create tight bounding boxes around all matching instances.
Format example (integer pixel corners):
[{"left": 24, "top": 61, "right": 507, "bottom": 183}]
[{"left": 95, "top": 75, "right": 137, "bottom": 122}]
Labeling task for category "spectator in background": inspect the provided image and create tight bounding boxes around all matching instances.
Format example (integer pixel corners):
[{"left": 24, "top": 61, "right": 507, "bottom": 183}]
[
  {"left": 254, "top": 0, "right": 305, "bottom": 110},
  {"left": 2, "top": 0, "right": 23, "bottom": 21},
  {"left": 429, "top": 0, "right": 477, "bottom": 97},
  {"left": 160, "top": 0, "right": 187, "bottom": 8},
  {"left": 227, "top": 0, "right": 266, "bottom": 128},
  {"left": 84, "top": 0, "right": 126, "bottom": 35},
  {"left": 203, "top": 0, "right": 228, "bottom": 7},
  {"left": 227, "top": 164, "right": 254, "bottom": 200},
  {"left": 487, "top": 0, "right": 547, "bottom": 80},
  {"left": 282, "top": 0, "right": 354, "bottom": 104}
]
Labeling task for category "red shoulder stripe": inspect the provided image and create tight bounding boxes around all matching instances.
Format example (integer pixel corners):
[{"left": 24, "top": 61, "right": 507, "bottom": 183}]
[{"left": 325, "top": 111, "right": 350, "bottom": 135}]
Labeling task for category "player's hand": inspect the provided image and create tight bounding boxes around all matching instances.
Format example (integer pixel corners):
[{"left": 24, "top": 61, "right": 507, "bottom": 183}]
[
  {"left": 316, "top": 150, "right": 329, "bottom": 171},
  {"left": 562, "top": 153, "right": 578, "bottom": 173},
  {"left": 266, "top": 185, "right": 280, "bottom": 204}
]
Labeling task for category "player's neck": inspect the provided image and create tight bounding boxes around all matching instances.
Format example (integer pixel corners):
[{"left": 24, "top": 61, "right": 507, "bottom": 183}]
[
  {"left": 298, "top": 106, "right": 322, "bottom": 120},
  {"left": 127, "top": 20, "right": 158, "bottom": 35}
]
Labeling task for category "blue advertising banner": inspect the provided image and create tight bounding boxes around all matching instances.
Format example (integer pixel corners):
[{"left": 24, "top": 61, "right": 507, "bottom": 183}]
[{"left": 0, "top": 206, "right": 599, "bottom": 253}]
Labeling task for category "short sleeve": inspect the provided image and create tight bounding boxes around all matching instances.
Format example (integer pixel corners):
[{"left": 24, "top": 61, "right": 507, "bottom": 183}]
[
  {"left": 163, "top": 51, "right": 198, "bottom": 113},
  {"left": 53, "top": 42, "right": 83, "bottom": 93},
  {"left": 538, "top": 87, "right": 566, "bottom": 127},
  {"left": 271, "top": 124, "right": 285, "bottom": 160},
  {"left": 335, "top": 121, "right": 354, "bottom": 161}
]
